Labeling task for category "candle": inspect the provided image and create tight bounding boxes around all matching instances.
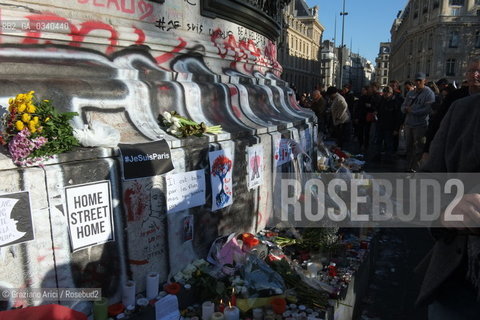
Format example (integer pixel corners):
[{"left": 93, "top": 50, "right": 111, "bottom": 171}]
[
  {"left": 93, "top": 297, "right": 108, "bottom": 320},
  {"left": 202, "top": 301, "right": 215, "bottom": 320},
  {"left": 231, "top": 288, "right": 237, "bottom": 306},
  {"left": 307, "top": 263, "right": 318, "bottom": 278},
  {"left": 218, "top": 299, "right": 225, "bottom": 313},
  {"left": 211, "top": 312, "right": 225, "bottom": 320},
  {"left": 223, "top": 306, "right": 240, "bottom": 320}
]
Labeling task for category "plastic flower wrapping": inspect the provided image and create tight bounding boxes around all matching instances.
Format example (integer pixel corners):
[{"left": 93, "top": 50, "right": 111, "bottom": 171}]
[
  {"left": 159, "top": 111, "right": 222, "bottom": 138},
  {"left": 0, "top": 91, "right": 79, "bottom": 166}
]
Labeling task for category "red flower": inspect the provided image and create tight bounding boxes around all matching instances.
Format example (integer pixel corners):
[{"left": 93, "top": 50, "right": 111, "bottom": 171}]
[{"left": 164, "top": 282, "right": 181, "bottom": 295}]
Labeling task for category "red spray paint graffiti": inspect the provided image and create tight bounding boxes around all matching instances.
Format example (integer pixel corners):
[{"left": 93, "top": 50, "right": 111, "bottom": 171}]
[{"left": 124, "top": 181, "right": 149, "bottom": 222}]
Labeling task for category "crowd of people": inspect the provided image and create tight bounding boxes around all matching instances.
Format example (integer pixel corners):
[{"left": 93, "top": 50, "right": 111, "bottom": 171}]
[
  {"left": 298, "top": 57, "right": 480, "bottom": 319},
  {"left": 297, "top": 70, "right": 470, "bottom": 172}
]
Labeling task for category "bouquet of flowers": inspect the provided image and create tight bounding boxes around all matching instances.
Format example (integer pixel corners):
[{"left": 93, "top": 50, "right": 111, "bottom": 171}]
[
  {"left": 0, "top": 91, "right": 79, "bottom": 166},
  {"left": 159, "top": 111, "right": 222, "bottom": 138}
]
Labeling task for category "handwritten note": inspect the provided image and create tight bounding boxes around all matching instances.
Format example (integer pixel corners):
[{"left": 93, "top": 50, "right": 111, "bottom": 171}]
[{"left": 166, "top": 170, "right": 206, "bottom": 213}]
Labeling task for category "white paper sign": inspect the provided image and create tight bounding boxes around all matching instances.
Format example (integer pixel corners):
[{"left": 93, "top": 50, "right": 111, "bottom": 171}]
[
  {"left": 64, "top": 181, "right": 114, "bottom": 251},
  {"left": 155, "top": 294, "right": 182, "bottom": 320},
  {"left": 166, "top": 170, "right": 206, "bottom": 213},
  {"left": 246, "top": 144, "right": 264, "bottom": 190},
  {"left": 274, "top": 138, "right": 293, "bottom": 167},
  {"left": 0, "top": 198, "right": 24, "bottom": 246},
  {"left": 209, "top": 149, "right": 234, "bottom": 211}
]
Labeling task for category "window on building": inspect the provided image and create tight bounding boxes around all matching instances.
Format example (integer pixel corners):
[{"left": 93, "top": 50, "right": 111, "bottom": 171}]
[
  {"left": 476, "top": 31, "right": 480, "bottom": 48},
  {"left": 428, "top": 33, "right": 433, "bottom": 50},
  {"left": 426, "top": 59, "right": 431, "bottom": 76},
  {"left": 418, "top": 37, "right": 423, "bottom": 52},
  {"left": 384, "top": 62, "right": 388, "bottom": 68},
  {"left": 383, "top": 78, "right": 387, "bottom": 85},
  {"left": 383, "top": 70, "right": 388, "bottom": 76},
  {"left": 446, "top": 59, "right": 456, "bottom": 76},
  {"left": 449, "top": 0, "right": 464, "bottom": 5},
  {"left": 452, "top": 7, "right": 461, "bottom": 15},
  {"left": 433, "top": 0, "right": 439, "bottom": 9},
  {"left": 407, "top": 63, "right": 411, "bottom": 79},
  {"left": 448, "top": 31, "right": 459, "bottom": 48},
  {"left": 409, "top": 40, "right": 413, "bottom": 54},
  {"left": 476, "top": 0, "right": 480, "bottom": 4}
]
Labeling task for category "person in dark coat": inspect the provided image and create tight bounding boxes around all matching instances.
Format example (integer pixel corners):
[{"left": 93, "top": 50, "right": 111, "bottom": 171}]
[
  {"left": 417, "top": 57, "right": 480, "bottom": 319},
  {"left": 372, "top": 86, "right": 399, "bottom": 161}
]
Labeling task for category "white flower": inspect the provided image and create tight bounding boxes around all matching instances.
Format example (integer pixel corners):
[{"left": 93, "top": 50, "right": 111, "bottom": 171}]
[
  {"left": 163, "top": 111, "right": 172, "bottom": 122},
  {"left": 172, "top": 117, "right": 181, "bottom": 128},
  {"left": 183, "top": 263, "right": 197, "bottom": 277},
  {"left": 173, "top": 272, "right": 187, "bottom": 283},
  {"left": 192, "top": 259, "right": 208, "bottom": 268}
]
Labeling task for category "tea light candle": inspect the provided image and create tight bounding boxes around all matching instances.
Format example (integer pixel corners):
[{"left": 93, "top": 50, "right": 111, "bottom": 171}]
[
  {"left": 223, "top": 306, "right": 240, "bottom": 320},
  {"left": 202, "top": 301, "right": 215, "bottom": 320},
  {"left": 211, "top": 312, "right": 225, "bottom": 320}
]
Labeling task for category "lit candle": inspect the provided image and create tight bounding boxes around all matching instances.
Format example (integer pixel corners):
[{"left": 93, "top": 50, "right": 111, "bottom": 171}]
[
  {"left": 218, "top": 299, "right": 225, "bottom": 313},
  {"left": 202, "top": 301, "right": 215, "bottom": 320},
  {"left": 231, "top": 288, "right": 237, "bottom": 307},
  {"left": 223, "top": 304, "right": 240, "bottom": 320}
]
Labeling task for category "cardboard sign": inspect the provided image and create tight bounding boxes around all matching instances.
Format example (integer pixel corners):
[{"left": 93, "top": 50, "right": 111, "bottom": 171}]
[
  {"left": 64, "top": 181, "right": 114, "bottom": 251},
  {"left": 166, "top": 170, "right": 206, "bottom": 214},
  {"left": 118, "top": 140, "right": 174, "bottom": 180},
  {"left": 246, "top": 144, "right": 264, "bottom": 190},
  {"left": 209, "top": 150, "right": 234, "bottom": 211},
  {"left": 0, "top": 191, "right": 34, "bottom": 248}
]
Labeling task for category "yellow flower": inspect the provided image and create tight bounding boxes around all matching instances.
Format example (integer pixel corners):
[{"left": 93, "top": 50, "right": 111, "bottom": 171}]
[
  {"left": 18, "top": 104, "right": 27, "bottom": 112},
  {"left": 16, "top": 94, "right": 25, "bottom": 101},
  {"left": 28, "top": 121, "right": 36, "bottom": 133},
  {"left": 45, "top": 117, "right": 50, "bottom": 122},
  {"left": 28, "top": 91, "right": 35, "bottom": 95},
  {"left": 21, "top": 113, "right": 31, "bottom": 123},
  {"left": 27, "top": 104, "right": 36, "bottom": 113},
  {"left": 8, "top": 98, "right": 13, "bottom": 104},
  {"left": 33, "top": 116, "right": 39, "bottom": 124},
  {"left": 15, "top": 121, "right": 24, "bottom": 131},
  {"left": 43, "top": 100, "right": 49, "bottom": 102}
]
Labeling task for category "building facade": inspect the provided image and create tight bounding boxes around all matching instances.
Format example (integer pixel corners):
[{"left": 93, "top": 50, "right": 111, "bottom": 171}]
[
  {"left": 390, "top": 0, "right": 480, "bottom": 84},
  {"left": 320, "top": 40, "right": 337, "bottom": 90},
  {"left": 375, "top": 42, "right": 391, "bottom": 86},
  {"left": 278, "top": 0, "right": 325, "bottom": 95}
]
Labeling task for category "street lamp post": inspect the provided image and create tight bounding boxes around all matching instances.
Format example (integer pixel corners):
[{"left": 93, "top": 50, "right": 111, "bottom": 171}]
[{"left": 338, "top": 0, "right": 348, "bottom": 88}]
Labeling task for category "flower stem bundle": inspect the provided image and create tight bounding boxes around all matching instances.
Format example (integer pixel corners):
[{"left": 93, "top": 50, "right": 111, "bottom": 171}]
[{"left": 159, "top": 111, "right": 222, "bottom": 138}]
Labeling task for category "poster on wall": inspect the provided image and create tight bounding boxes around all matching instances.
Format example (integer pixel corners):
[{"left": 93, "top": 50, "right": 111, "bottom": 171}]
[
  {"left": 166, "top": 170, "right": 206, "bottom": 214},
  {"left": 246, "top": 144, "right": 263, "bottom": 190},
  {"left": 0, "top": 191, "right": 34, "bottom": 248},
  {"left": 209, "top": 149, "right": 233, "bottom": 211},
  {"left": 273, "top": 138, "right": 293, "bottom": 167},
  {"left": 64, "top": 181, "right": 114, "bottom": 252},
  {"left": 118, "top": 140, "right": 174, "bottom": 180}
]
